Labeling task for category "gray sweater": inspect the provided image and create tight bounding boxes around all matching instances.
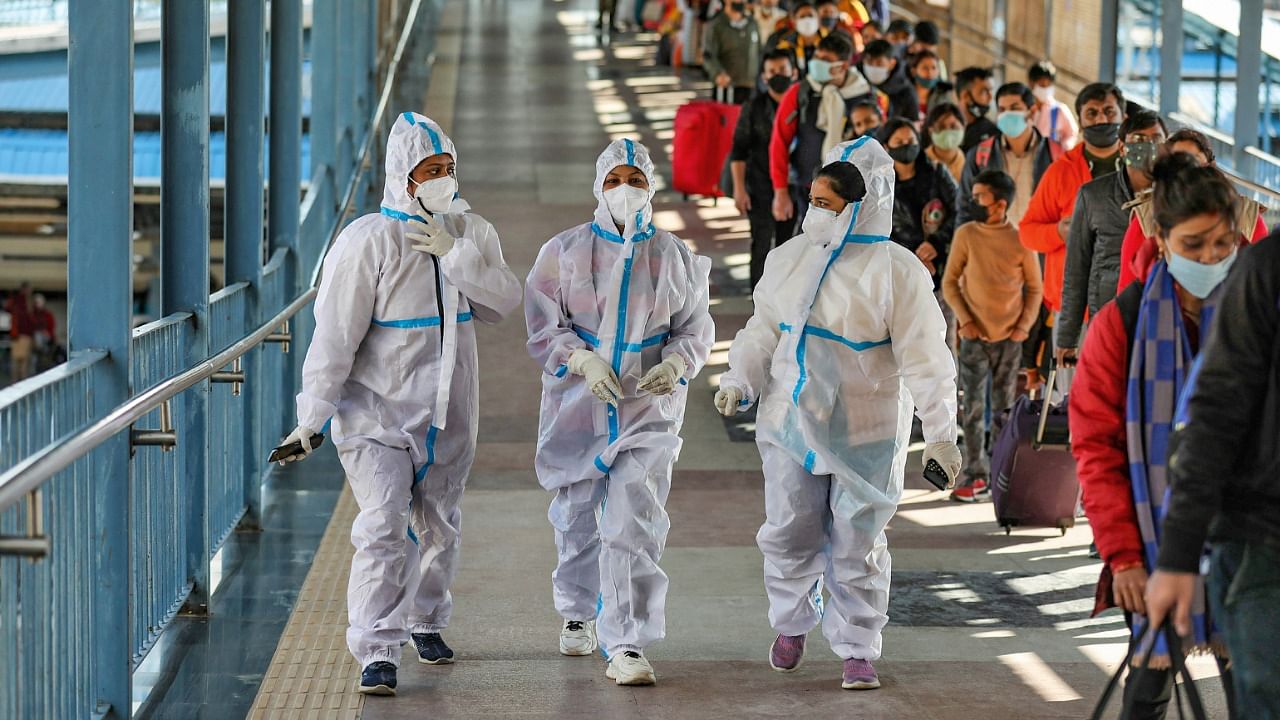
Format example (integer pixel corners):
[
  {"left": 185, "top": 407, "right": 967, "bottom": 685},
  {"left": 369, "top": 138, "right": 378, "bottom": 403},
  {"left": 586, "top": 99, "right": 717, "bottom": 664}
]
[{"left": 702, "top": 14, "right": 760, "bottom": 89}]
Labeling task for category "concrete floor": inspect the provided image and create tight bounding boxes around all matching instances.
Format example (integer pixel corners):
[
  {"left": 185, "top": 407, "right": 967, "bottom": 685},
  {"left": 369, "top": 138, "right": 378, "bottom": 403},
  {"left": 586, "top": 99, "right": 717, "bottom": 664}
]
[{"left": 257, "top": 1, "right": 1231, "bottom": 718}]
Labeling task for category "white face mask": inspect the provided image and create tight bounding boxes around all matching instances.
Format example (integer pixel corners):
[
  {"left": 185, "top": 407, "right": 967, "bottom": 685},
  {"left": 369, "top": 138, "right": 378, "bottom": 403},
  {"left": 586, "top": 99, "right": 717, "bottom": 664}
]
[
  {"left": 863, "top": 64, "right": 891, "bottom": 85},
  {"left": 801, "top": 206, "right": 840, "bottom": 243},
  {"left": 604, "top": 184, "right": 650, "bottom": 226},
  {"left": 795, "top": 16, "right": 820, "bottom": 36},
  {"left": 412, "top": 175, "right": 457, "bottom": 214},
  {"left": 1032, "top": 85, "right": 1054, "bottom": 103}
]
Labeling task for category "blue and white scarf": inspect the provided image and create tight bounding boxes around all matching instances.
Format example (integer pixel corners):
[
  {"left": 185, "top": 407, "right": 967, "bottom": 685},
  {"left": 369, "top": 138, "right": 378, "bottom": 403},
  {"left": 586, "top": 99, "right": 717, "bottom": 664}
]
[{"left": 1124, "top": 260, "right": 1224, "bottom": 666}]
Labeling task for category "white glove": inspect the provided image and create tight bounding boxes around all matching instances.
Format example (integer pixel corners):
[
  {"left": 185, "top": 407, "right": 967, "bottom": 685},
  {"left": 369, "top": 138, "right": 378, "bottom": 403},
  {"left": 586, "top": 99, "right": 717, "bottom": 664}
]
[
  {"left": 406, "top": 215, "right": 456, "bottom": 257},
  {"left": 568, "top": 349, "right": 623, "bottom": 406},
  {"left": 714, "top": 385, "right": 744, "bottom": 416},
  {"left": 923, "top": 441, "right": 963, "bottom": 487},
  {"left": 278, "top": 425, "right": 320, "bottom": 466},
  {"left": 638, "top": 355, "right": 687, "bottom": 396}
]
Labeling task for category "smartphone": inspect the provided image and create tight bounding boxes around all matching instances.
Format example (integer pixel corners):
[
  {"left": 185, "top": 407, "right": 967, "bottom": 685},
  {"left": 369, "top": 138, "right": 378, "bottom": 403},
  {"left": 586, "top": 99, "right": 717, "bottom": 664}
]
[
  {"left": 268, "top": 434, "right": 326, "bottom": 463},
  {"left": 922, "top": 458, "right": 950, "bottom": 491}
]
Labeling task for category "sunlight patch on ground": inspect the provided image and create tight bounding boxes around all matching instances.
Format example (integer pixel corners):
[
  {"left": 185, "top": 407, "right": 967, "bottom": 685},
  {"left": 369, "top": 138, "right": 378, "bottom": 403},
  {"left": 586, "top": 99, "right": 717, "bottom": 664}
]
[
  {"left": 898, "top": 502, "right": 1001, "bottom": 527},
  {"left": 998, "top": 652, "right": 1083, "bottom": 702}
]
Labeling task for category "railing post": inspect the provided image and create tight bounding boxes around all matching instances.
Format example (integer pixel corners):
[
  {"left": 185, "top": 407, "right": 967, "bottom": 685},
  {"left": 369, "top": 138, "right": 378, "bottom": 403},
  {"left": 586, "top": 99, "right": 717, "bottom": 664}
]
[
  {"left": 162, "top": 0, "right": 212, "bottom": 615},
  {"left": 1158, "top": 0, "right": 1182, "bottom": 117},
  {"left": 67, "top": 2, "right": 133, "bottom": 717},
  {"left": 336, "top": 0, "right": 356, "bottom": 178},
  {"left": 1098, "top": 0, "right": 1119, "bottom": 84},
  {"left": 228, "top": 0, "right": 268, "bottom": 530},
  {"left": 1234, "top": 0, "right": 1264, "bottom": 170},
  {"left": 270, "top": 0, "right": 304, "bottom": 435},
  {"left": 311, "top": 0, "right": 338, "bottom": 235}
]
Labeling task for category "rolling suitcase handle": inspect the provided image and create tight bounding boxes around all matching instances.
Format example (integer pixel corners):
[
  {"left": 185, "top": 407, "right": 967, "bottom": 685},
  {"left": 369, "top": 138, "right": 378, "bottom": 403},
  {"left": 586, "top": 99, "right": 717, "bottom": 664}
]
[
  {"left": 714, "top": 85, "right": 731, "bottom": 105},
  {"left": 1033, "top": 364, "right": 1071, "bottom": 451}
]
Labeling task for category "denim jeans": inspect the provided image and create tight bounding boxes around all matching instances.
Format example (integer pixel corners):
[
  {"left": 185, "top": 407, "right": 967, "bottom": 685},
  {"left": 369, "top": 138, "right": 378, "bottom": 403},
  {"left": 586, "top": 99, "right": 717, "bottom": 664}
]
[{"left": 1210, "top": 540, "right": 1280, "bottom": 719}]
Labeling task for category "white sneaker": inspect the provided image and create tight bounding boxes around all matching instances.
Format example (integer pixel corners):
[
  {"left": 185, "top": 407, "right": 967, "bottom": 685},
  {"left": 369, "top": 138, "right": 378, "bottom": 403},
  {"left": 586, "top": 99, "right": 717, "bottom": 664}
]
[
  {"left": 559, "top": 619, "right": 597, "bottom": 656},
  {"left": 605, "top": 650, "right": 656, "bottom": 686}
]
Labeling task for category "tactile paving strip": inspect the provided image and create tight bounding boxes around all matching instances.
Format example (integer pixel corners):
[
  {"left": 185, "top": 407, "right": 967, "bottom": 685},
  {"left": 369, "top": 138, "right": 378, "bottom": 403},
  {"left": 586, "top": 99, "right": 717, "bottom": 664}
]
[{"left": 247, "top": 485, "right": 362, "bottom": 720}]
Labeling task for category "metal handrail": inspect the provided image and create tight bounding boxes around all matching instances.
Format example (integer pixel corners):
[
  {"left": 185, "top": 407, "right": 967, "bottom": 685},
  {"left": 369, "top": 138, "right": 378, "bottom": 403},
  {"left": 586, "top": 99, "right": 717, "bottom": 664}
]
[{"left": 0, "top": 0, "right": 427, "bottom": 516}]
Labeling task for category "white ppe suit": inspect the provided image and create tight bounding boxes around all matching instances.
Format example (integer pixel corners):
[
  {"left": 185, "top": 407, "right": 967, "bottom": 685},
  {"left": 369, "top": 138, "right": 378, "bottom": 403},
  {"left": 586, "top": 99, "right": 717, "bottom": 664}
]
[
  {"left": 719, "top": 137, "right": 958, "bottom": 661},
  {"left": 296, "top": 112, "right": 522, "bottom": 667},
  {"left": 524, "top": 139, "right": 715, "bottom": 656}
]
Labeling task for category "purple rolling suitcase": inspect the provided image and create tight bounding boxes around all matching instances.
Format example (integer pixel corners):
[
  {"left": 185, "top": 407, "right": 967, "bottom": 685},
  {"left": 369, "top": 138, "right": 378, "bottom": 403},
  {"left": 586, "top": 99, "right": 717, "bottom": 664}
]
[{"left": 989, "top": 368, "right": 1079, "bottom": 535}]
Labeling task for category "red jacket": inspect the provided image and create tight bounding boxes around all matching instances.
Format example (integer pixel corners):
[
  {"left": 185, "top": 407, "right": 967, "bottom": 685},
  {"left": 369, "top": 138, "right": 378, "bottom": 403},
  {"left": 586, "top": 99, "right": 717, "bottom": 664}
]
[
  {"left": 1069, "top": 284, "right": 1202, "bottom": 571},
  {"left": 1019, "top": 144, "right": 1095, "bottom": 312},
  {"left": 1116, "top": 212, "right": 1269, "bottom": 291}
]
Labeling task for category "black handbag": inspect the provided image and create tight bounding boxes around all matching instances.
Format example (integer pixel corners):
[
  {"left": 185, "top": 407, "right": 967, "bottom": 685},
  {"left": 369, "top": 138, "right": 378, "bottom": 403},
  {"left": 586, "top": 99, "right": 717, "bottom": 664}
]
[{"left": 1089, "top": 621, "right": 1210, "bottom": 720}]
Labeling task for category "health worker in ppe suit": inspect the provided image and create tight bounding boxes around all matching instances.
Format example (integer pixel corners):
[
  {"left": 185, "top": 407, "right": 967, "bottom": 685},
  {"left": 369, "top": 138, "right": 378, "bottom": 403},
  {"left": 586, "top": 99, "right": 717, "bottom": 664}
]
[
  {"left": 281, "top": 112, "right": 522, "bottom": 696},
  {"left": 524, "top": 139, "right": 714, "bottom": 686},
  {"left": 715, "top": 137, "right": 962, "bottom": 691}
]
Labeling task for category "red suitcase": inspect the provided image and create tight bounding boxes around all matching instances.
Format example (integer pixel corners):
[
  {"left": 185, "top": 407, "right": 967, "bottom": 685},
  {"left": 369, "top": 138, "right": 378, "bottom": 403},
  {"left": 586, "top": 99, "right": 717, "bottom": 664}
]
[
  {"left": 989, "top": 368, "right": 1080, "bottom": 535},
  {"left": 672, "top": 89, "right": 740, "bottom": 198}
]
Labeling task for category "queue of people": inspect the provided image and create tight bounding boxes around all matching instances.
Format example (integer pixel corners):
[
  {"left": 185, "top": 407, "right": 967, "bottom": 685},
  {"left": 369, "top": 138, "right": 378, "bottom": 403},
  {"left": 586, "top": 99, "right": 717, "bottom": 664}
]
[{"left": 267, "top": 3, "right": 1278, "bottom": 715}]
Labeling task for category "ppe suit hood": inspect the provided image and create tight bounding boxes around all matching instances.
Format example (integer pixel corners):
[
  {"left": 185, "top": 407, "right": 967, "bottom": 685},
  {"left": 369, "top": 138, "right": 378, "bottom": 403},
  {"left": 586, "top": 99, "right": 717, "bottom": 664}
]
[
  {"left": 383, "top": 112, "right": 459, "bottom": 216},
  {"left": 592, "top": 138, "right": 658, "bottom": 238},
  {"left": 823, "top": 136, "right": 895, "bottom": 241}
]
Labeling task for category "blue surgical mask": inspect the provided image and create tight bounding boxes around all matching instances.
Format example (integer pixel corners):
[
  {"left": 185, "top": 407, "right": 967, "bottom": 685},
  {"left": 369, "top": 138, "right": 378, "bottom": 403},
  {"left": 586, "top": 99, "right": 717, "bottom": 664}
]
[
  {"left": 996, "top": 110, "right": 1028, "bottom": 138},
  {"left": 808, "top": 58, "right": 833, "bottom": 83},
  {"left": 1165, "top": 250, "right": 1237, "bottom": 299},
  {"left": 917, "top": 76, "right": 938, "bottom": 90}
]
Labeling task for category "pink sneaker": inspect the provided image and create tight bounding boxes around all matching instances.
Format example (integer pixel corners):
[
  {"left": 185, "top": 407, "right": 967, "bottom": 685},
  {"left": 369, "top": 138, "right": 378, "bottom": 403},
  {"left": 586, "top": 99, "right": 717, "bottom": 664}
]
[
  {"left": 841, "top": 658, "right": 880, "bottom": 690},
  {"left": 769, "top": 634, "right": 806, "bottom": 672}
]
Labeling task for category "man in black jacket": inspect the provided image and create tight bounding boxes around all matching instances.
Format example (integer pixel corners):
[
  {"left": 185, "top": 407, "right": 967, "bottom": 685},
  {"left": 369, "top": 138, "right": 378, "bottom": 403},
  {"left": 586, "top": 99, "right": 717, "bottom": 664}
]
[
  {"left": 954, "top": 66, "right": 997, "bottom": 153},
  {"left": 733, "top": 50, "right": 798, "bottom": 288},
  {"left": 1055, "top": 110, "right": 1165, "bottom": 361},
  {"left": 1147, "top": 232, "right": 1280, "bottom": 717},
  {"left": 859, "top": 39, "right": 918, "bottom": 122}
]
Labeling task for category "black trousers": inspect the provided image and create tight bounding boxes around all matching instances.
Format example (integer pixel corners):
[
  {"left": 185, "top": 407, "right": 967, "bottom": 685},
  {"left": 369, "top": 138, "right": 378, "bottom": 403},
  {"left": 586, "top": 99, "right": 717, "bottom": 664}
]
[{"left": 747, "top": 190, "right": 796, "bottom": 290}]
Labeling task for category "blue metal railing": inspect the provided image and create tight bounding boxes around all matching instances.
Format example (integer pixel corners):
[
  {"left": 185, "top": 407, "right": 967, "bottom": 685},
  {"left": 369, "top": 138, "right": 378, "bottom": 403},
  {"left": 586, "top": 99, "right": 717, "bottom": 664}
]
[
  {"left": 0, "top": 0, "right": 435, "bottom": 716},
  {"left": 0, "top": 352, "right": 103, "bottom": 718}
]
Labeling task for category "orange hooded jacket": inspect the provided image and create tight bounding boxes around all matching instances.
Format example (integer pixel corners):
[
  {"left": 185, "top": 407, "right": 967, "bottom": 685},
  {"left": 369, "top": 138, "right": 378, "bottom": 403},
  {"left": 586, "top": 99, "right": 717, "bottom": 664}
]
[{"left": 1019, "top": 144, "right": 1099, "bottom": 312}]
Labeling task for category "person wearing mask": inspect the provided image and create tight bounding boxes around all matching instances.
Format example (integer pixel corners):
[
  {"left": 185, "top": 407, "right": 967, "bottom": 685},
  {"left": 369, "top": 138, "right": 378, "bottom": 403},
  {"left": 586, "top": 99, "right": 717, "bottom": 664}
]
[
  {"left": 882, "top": 118, "right": 960, "bottom": 355},
  {"left": 4, "top": 281, "right": 34, "bottom": 383},
  {"left": 715, "top": 142, "right": 961, "bottom": 692},
  {"left": 753, "top": 0, "right": 791, "bottom": 48},
  {"left": 907, "top": 20, "right": 946, "bottom": 79},
  {"left": 859, "top": 39, "right": 919, "bottom": 121},
  {"left": 703, "top": 1, "right": 761, "bottom": 105},
  {"left": 1055, "top": 111, "right": 1166, "bottom": 364},
  {"left": 733, "top": 50, "right": 800, "bottom": 288},
  {"left": 884, "top": 18, "right": 913, "bottom": 55},
  {"left": 1117, "top": 129, "right": 1270, "bottom": 291},
  {"left": 766, "top": 1, "right": 829, "bottom": 76},
  {"left": 953, "top": 66, "right": 997, "bottom": 152},
  {"left": 1074, "top": 156, "right": 1244, "bottom": 718},
  {"left": 816, "top": 0, "right": 858, "bottom": 38},
  {"left": 282, "top": 113, "right": 522, "bottom": 696},
  {"left": 1146, "top": 226, "right": 1280, "bottom": 719},
  {"left": 910, "top": 50, "right": 946, "bottom": 121},
  {"left": 524, "top": 139, "right": 714, "bottom": 687},
  {"left": 956, "top": 82, "right": 1055, "bottom": 228},
  {"left": 859, "top": 18, "right": 882, "bottom": 45},
  {"left": 1020, "top": 83, "right": 1125, "bottom": 321},
  {"left": 924, "top": 102, "right": 967, "bottom": 183},
  {"left": 943, "top": 170, "right": 1043, "bottom": 502},
  {"left": 769, "top": 32, "right": 872, "bottom": 226},
  {"left": 1028, "top": 60, "right": 1078, "bottom": 156},
  {"left": 848, "top": 98, "right": 884, "bottom": 140}
]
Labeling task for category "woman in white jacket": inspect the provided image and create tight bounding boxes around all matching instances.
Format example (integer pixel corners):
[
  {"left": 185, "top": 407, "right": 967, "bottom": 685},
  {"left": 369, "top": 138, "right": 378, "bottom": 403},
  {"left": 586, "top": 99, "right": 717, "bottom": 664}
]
[
  {"left": 715, "top": 137, "right": 962, "bottom": 691},
  {"left": 525, "top": 139, "right": 714, "bottom": 686}
]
